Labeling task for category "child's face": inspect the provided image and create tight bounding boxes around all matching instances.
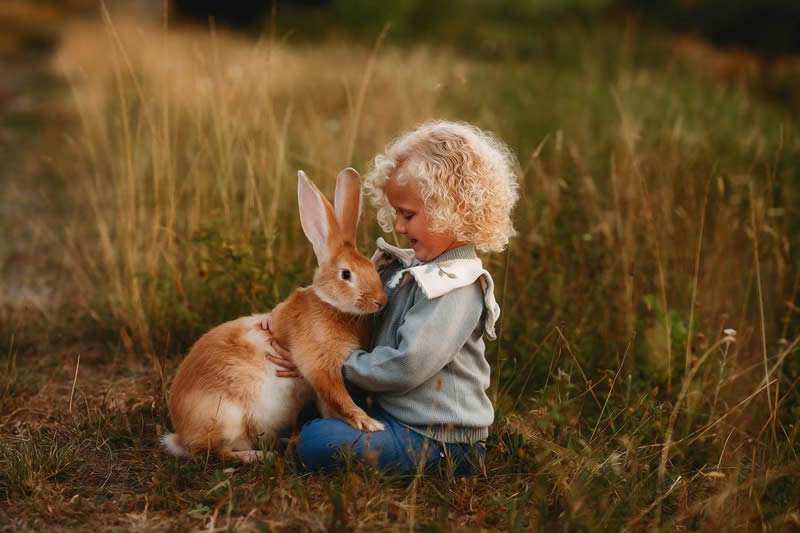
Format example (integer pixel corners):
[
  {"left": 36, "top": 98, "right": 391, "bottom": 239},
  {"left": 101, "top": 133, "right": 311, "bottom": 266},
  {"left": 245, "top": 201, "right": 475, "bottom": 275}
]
[{"left": 384, "top": 174, "right": 464, "bottom": 261}]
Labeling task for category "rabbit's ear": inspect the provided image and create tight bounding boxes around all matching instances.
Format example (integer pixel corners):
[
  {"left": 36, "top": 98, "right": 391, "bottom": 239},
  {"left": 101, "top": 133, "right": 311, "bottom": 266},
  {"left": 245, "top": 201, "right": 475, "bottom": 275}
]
[
  {"left": 298, "top": 170, "right": 338, "bottom": 264},
  {"left": 334, "top": 167, "right": 361, "bottom": 243}
]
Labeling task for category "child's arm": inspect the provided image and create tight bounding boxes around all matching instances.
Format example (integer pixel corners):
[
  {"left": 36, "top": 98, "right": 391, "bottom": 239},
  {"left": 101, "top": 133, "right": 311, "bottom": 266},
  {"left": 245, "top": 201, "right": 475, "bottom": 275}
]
[{"left": 342, "top": 282, "right": 484, "bottom": 394}]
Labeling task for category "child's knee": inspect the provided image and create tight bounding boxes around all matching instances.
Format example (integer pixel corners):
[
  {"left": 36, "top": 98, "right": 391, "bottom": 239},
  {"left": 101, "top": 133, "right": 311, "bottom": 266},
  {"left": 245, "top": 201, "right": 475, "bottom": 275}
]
[
  {"left": 296, "top": 419, "right": 333, "bottom": 469},
  {"left": 296, "top": 417, "right": 363, "bottom": 470}
]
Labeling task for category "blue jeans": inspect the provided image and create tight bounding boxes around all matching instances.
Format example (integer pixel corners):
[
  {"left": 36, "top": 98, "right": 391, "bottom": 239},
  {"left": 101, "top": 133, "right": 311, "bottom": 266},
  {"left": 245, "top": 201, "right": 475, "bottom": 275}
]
[{"left": 296, "top": 404, "right": 486, "bottom": 476}]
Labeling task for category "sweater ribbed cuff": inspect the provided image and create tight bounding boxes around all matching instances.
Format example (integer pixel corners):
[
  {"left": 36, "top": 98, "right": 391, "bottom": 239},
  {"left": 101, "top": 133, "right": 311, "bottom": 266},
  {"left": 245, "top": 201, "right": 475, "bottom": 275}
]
[{"left": 401, "top": 422, "right": 488, "bottom": 444}]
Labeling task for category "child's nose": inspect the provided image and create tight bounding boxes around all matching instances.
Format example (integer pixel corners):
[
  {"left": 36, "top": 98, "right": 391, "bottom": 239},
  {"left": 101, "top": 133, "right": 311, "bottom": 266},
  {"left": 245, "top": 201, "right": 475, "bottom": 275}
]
[{"left": 395, "top": 215, "right": 406, "bottom": 234}]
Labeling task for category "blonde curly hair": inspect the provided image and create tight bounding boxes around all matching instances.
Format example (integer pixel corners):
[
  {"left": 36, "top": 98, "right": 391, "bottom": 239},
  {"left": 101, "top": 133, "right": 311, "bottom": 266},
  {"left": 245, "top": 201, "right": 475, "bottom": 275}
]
[{"left": 364, "top": 120, "right": 519, "bottom": 253}]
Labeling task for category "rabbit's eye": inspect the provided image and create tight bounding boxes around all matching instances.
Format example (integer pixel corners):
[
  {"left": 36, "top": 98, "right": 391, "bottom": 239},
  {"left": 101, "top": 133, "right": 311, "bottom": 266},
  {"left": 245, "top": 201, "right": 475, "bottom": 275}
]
[{"left": 340, "top": 269, "right": 351, "bottom": 281}]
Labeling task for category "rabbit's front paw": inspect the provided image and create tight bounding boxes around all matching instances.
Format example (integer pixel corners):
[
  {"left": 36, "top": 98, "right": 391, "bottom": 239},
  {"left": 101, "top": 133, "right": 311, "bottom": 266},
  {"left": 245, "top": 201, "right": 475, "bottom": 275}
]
[
  {"left": 360, "top": 415, "right": 385, "bottom": 432},
  {"left": 346, "top": 409, "right": 385, "bottom": 432}
]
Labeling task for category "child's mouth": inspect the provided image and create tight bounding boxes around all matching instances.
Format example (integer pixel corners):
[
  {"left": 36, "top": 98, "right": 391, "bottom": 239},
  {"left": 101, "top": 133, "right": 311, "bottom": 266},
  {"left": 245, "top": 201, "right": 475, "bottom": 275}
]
[{"left": 409, "top": 239, "right": 418, "bottom": 247}]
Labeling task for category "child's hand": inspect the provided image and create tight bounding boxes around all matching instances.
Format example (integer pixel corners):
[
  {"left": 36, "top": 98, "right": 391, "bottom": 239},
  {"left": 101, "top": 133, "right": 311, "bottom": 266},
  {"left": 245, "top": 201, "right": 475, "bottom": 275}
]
[{"left": 261, "top": 314, "right": 300, "bottom": 377}]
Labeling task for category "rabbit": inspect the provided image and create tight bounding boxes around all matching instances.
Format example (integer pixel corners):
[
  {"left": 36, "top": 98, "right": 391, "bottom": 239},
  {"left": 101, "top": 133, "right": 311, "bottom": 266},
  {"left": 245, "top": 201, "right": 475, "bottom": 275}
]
[{"left": 161, "top": 168, "right": 388, "bottom": 462}]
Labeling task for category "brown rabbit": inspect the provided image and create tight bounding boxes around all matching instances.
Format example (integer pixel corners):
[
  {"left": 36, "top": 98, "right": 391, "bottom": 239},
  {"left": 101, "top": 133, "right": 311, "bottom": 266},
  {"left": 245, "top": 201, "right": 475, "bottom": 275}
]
[{"left": 162, "top": 168, "right": 387, "bottom": 462}]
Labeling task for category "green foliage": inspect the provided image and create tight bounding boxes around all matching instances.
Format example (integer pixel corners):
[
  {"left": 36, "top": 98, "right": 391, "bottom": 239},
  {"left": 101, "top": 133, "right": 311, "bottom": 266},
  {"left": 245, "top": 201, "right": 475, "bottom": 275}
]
[
  {"left": 74, "top": 221, "right": 298, "bottom": 354},
  {"left": 619, "top": 0, "right": 800, "bottom": 57},
  {"left": 280, "top": 0, "right": 618, "bottom": 61},
  {"left": 150, "top": 223, "right": 286, "bottom": 347},
  {"left": 277, "top": 0, "right": 800, "bottom": 60}
]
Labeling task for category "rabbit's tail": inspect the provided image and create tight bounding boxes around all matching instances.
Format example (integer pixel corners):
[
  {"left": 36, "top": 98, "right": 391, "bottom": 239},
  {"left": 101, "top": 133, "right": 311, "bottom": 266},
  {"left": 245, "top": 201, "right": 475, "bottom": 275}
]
[{"left": 160, "top": 432, "right": 191, "bottom": 457}]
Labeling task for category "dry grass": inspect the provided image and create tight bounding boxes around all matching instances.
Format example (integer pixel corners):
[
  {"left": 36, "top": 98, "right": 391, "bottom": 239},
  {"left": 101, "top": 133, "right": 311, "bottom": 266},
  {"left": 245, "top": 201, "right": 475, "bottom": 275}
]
[
  {"left": 1, "top": 12, "right": 799, "bottom": 531},
  {"left": 49, "top": 18, "right": 460, "bottom": 352}
]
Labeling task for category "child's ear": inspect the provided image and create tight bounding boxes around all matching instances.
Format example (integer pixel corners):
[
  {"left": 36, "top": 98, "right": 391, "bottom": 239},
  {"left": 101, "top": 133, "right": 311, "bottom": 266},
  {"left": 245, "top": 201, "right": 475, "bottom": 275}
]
[{"left": 333, "top": 167, "right": 362, "bottom": 243}]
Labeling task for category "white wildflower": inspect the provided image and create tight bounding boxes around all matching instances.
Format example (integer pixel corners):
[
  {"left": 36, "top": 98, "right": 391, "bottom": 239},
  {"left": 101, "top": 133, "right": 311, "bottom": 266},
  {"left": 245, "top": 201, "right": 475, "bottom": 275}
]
[{"left": 607, "top": 451, "right": 623, "bottom": 475}]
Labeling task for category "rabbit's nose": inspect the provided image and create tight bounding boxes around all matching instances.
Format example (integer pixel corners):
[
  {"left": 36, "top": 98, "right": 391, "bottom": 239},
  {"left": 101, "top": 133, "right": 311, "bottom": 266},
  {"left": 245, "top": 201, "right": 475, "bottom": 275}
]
[{"left": 375, "top": 295, "right": 387, "bottom": 310}]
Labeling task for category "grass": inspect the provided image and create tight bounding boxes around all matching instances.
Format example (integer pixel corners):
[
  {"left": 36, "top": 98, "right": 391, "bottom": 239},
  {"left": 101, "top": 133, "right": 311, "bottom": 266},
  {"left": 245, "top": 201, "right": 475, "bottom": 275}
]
[{"left": 1, "top": 9, "right": 799, "bottom": 531}]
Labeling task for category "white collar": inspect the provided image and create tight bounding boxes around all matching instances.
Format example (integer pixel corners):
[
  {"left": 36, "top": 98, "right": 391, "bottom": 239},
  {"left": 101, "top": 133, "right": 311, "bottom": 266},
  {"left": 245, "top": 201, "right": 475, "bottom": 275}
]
[{"left": 371, "top": 237, "right": 501, "bottom": 340}]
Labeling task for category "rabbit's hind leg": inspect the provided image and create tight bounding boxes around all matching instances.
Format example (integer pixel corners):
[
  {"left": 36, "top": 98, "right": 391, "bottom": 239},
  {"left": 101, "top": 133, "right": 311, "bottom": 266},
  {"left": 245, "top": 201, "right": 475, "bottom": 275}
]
[
  {"left": 222, "top": 424, "right": 269, "bottom": 463},
  {"left": 221, "top": 449, "right": 265, "bottom": 463}
]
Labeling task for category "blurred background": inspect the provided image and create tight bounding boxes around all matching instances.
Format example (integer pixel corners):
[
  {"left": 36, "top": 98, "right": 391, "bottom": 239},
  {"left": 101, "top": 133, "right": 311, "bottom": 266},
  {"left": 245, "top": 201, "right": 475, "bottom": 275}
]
[{"left": 1, "top": 1, "right": 798, "bottom": 530}]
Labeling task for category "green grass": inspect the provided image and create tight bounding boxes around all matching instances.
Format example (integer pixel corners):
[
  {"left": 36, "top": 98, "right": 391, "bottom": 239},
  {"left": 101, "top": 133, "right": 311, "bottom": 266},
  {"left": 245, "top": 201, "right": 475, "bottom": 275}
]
[{"left": 0, "top": 11, "right": 798, "bottom": 531}]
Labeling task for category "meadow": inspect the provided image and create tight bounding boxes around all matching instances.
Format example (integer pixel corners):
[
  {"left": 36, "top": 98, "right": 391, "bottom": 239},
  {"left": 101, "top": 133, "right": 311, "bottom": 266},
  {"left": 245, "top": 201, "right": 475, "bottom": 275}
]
[{"left": 1, "top": 9, "right": 799, "bottom": 531}]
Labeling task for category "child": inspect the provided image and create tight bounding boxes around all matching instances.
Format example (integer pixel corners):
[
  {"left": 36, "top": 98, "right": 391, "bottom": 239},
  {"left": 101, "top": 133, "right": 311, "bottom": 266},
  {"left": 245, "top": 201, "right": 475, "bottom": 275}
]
[{"left": 265, "top": 120, "right": 519, "bottom": 475}]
